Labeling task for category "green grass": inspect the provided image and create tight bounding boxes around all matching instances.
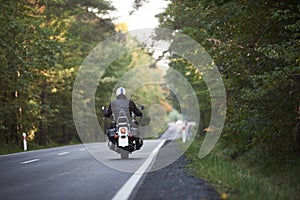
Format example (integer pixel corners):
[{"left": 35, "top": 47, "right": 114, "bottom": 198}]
[
  {"left": 0, "top": 143, "right": 23, "bottom": 155},
  {"left": 184, "top": 139, "right": 300, "bottom": 200}
]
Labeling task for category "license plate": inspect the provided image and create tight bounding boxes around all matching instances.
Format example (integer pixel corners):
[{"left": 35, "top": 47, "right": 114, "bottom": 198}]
[{"left": 119, "top": 136, "right": 129, "bottom": 147}]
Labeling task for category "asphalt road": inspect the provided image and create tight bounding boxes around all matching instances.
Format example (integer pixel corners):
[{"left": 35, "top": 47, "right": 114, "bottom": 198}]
[{"left": 0, "top": 140, "right": 164, "bottom": 200}]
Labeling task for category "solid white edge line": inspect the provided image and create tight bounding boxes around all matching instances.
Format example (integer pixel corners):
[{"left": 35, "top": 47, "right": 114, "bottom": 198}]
[
  {"left": 21, "top": 159, "right": 40, "bottom": 164},
  {"left": 111, "top": 139, "right": 166, "bottom": 200},
  {"left": 57, "top": 152, "right": 69, "bottom": 156}
]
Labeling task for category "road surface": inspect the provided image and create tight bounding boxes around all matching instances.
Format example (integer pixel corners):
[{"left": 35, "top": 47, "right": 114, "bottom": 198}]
[
  {"left": 0, "top": 123, "right": 201, "bottom": 200},
  {"left": 0, "top": 140, "right": 164, "bottom": 200}
]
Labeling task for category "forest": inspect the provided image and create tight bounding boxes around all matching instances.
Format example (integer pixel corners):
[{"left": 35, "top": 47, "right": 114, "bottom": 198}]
[
  {"left": 0, "top": 0, "right": 299, "bottom": 189},
  {"left": 156, "top": 0, "right": 300, "bottom": 163},
  {"left": 156, "top": 1, "right": 300, "bottom": 198},
  {"left": 1, "top": 0, "right": 113, "bottom": 149},
  {"left": 0, "top": 0, "right": 173, "bottom": 151}
]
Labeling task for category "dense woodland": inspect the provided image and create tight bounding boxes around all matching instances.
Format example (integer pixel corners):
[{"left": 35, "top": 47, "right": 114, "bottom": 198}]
[
  {"left": 0, "top": 0, "right": 109, "bottom": 145},
  {"left": 157, "top": 0, "right": 300, "bottom": 163},
  {"left": 0, "top": 0, "right": 170, "bottom": 149},
  {"left": 1, "top": 0, "right": 115, "bottom": 146},
  {"left": 1, "top": 0, "right": 300, "bottom": 167}
]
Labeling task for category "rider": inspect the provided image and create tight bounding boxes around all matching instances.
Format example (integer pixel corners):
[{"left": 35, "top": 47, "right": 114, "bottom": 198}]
[{"left": 105, "top": 87, "right": 143, "bottom": 149}]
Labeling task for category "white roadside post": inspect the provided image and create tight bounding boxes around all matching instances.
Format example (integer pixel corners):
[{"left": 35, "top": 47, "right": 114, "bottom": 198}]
[
  {"left": 182, "top": 122, "right": 187, "bottom": 143},
  {"left": 23, "top": 132, "right": 27, "bottom": 151}
]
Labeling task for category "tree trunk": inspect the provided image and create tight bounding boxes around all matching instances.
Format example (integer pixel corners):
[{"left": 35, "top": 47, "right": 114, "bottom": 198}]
[
  {"left": 199, "top": 111, "right": 205, "bottom": 136},
  {"left": 37, "top": 82, "right": 48, "bottom": 145},
  {"left": 294, "top": 74, "right": 300, "bottom": 154}
]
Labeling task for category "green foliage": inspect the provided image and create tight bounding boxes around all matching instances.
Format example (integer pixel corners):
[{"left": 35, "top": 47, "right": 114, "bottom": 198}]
[
  {"left": 185, "top": 140, "right": 300, "bottom": 200},
  {"left": 158, "top": 0, "right": 300, "bottom": 163},
  {"left": 0, "top": 0, "right": 116, "bottom": 150}
]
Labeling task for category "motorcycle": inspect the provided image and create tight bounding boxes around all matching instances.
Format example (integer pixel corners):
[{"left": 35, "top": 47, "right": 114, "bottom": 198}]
[{"left": 102, "top": 106, "right": 144, "bottom": 159}]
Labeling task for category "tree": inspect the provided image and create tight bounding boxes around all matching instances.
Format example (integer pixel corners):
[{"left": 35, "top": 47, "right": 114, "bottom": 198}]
[
  {"left": 157, "top": 0, "right": 300, "bottom": 161},
  {"left": 0, "top": 0, "right": 117, "bottom": 148}
]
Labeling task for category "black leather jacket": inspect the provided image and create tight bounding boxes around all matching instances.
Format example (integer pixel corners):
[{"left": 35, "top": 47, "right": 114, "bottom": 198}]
[{"left": 105, "top": 94, "right": 143, "bottom": 119}]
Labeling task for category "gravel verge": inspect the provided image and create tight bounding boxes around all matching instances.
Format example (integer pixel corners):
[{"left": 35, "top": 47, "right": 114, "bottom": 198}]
[{"left": 131, "top": 140, "right": 220, "bottom": 200}]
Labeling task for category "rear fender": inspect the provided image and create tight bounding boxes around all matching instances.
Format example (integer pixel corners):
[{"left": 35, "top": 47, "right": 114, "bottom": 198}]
[{"left": 118, "top": 126, "right": 129, "bottom": 147}]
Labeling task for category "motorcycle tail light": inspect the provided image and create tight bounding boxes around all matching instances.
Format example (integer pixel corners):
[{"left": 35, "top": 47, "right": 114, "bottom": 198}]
[{"left": 120, "top": 127, "right": 126, "bottom": 134}]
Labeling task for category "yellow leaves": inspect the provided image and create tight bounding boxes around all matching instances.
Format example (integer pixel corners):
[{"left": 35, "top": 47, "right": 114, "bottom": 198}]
[
  {"left": 49, "top": 34, "right": 66, "bottom": 42},
  {"left": 207, "top": 38, "right": 222, "bottom": 46},
  {"left": 51, "top": 87, "right": 57, "bottom": 93},
  {"left": 27, "top": 0, "right": 45, "bottom": 14},
  {"left": 28, "top": 125, "right": 37, "bottom": 141},
  {"left": 220, "top": 192, "right": 228, "bottom": 199},
  {"left": 38, "top": 5, "right": 46, "bottom": 14},
  {"left": 115, "top": 22, "right": 128, "bottom": 32},
  {"left": 160, "top": 100, "right": 173, "bottom": 112},
  {"left": 185, "top": 71, "right": 191, "bottom": 76}
]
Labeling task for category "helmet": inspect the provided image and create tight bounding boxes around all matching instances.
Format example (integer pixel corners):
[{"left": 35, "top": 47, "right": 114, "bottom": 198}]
[{"left": 116, "top": 87, "right": 126, "bottom": 96}]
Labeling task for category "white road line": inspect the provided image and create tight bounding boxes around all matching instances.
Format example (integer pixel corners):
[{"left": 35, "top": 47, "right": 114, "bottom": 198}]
[
  {"left": 0, "top": 144, "right": 85, "bottom": 158},
  {"left": 111, "top": 139, "right": 166, "bottom": 200},
  {"left": 57, "top": 152, "right": 69, "bottom": 156},
  {"left": 21, "top": 159, "right": 40, "bottom": 164},
  {"left": 79, "top": 148, "right": 86, "bottom": 151}
]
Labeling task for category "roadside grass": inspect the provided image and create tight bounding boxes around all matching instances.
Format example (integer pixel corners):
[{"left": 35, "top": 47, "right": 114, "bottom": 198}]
[
  {"left": 184, "top": 139, "right": 300, "bottom": 200},
  {"left": 0, "top": 142, "right": 58, "bottom": 155},
  {"left": 0, "top": 143, "right": 23, "bottom": 155}
]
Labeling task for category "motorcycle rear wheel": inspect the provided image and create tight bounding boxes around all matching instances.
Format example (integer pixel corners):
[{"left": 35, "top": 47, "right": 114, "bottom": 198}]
[{"left": 120, "top": 150, "right": 129, "bottom": 159}]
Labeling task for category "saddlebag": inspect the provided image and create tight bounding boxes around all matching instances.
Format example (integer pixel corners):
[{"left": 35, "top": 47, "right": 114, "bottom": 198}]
[
  {"left": 131, "top": 127, "right": 139, "bottom": 136},
  {"left": 106, "top": 128, "right": 116, "bottom": 137}
]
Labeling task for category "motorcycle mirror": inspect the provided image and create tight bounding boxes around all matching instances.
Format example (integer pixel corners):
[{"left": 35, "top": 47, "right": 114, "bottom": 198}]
[{"left": 140, "top": 105, "right": 144, "bottom": 110}]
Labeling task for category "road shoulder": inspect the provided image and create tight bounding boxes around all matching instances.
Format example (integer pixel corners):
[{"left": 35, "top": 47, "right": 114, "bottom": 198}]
[{"left": 131, "top": 140, "right": 220, "bottom": 200}]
